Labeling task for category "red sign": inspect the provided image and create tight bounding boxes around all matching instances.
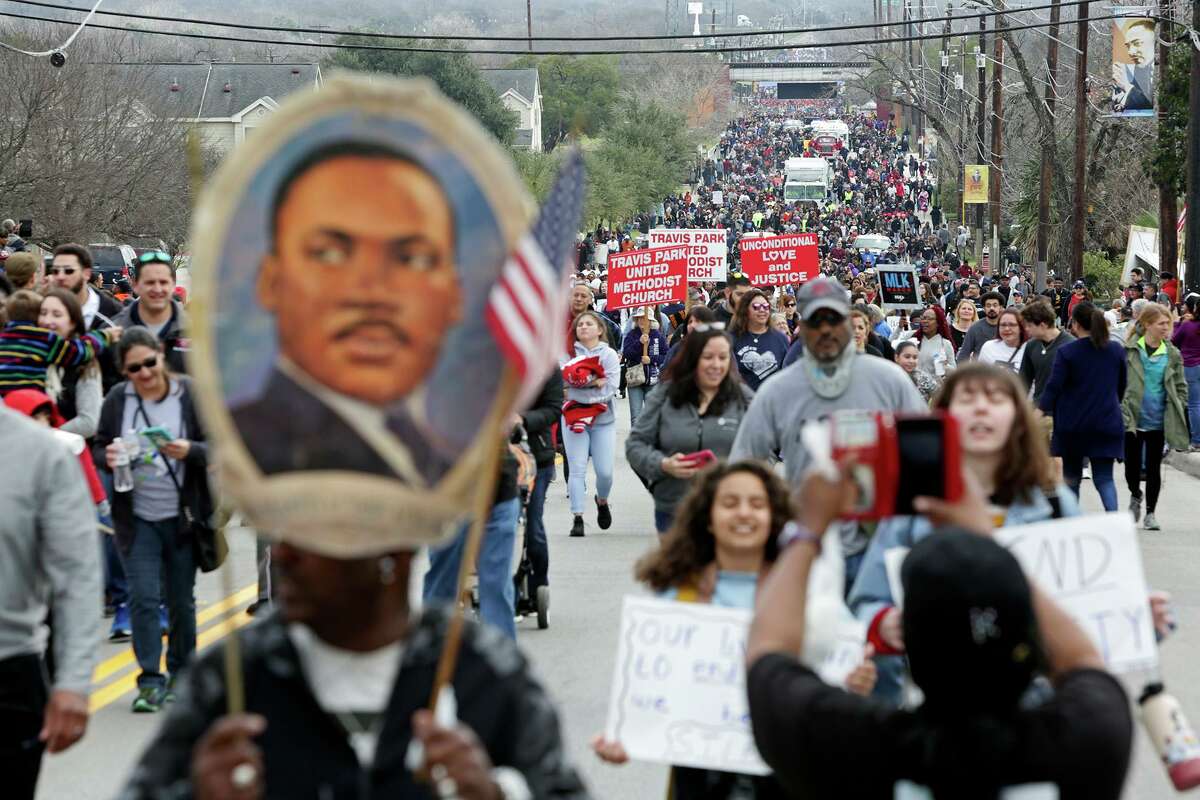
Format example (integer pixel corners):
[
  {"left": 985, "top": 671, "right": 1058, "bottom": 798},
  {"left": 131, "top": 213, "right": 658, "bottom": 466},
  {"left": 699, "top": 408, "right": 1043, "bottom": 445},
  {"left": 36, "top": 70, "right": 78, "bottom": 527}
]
[
  {"left": 606, "top": 246, "right": 689, "bottom": 311},
  {"left": 739, "top": 233, "right": 818, "bottom": 287}
]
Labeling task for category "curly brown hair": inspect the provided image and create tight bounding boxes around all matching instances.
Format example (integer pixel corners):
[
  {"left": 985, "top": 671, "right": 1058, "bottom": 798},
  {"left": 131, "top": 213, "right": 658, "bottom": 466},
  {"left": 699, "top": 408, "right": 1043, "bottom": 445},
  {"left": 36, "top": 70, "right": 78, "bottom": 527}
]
[
  {"left": 930, "top": 363, "right": 1054, "bottom": 506},
  {"left": 634, "top": 460, "right": 793, "bottom": 592}
]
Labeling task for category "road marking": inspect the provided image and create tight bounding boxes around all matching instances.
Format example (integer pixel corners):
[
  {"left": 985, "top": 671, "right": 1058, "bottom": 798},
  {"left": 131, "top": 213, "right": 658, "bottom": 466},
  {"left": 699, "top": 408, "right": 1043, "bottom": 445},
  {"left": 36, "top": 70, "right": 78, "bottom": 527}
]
[
  {"left": 90, "top": 584, "right": 257, "bottom": 684},
  {"left": 89, "top": 610, "right": 255, "bottom": 713}
]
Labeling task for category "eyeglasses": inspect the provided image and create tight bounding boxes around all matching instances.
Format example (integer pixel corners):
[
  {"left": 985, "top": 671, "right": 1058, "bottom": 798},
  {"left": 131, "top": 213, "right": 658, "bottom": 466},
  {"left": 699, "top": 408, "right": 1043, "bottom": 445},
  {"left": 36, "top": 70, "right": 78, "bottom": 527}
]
[
  {"left": 48, "top": 267, "right": 78, "bottom": 276},
  {"left": 692, "top": 322, "right": 727, "bottom": 332},
  {"left": 750, "top": 303, "right": 771, "bottom": 312},
  {"left": 124, "top": 355, "right": 159, "bottom": 374},
  {"left": 137, "top": 251, "right": 171, "bottom": 265},
  {"left": 806, "top": 310, "right": 846, "bottom": 327}
]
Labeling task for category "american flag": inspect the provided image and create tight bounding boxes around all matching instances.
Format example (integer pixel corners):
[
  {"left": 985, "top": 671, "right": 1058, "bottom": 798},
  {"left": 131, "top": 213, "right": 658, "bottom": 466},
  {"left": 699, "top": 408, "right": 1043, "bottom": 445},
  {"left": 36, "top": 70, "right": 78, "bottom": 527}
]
[{"left": 485, "top": 149, "right": 586, "bottom": 410}]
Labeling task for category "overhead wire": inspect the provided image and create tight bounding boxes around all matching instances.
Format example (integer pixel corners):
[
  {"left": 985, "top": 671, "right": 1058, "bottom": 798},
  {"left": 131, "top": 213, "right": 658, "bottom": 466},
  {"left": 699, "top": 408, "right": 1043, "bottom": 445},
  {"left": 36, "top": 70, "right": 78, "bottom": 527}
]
[
  {"left": 0, "top": 0, "right": 101, "bottom": 55},
  {"left": 0, "top": 6, "right": 1162, "bottom": 57}
]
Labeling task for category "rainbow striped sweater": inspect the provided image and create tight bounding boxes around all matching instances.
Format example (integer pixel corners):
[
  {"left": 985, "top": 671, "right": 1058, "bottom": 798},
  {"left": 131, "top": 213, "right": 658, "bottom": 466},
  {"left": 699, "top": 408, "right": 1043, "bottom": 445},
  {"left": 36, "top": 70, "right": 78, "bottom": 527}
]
[{"left": 0, "top": 322, "right": 113, "bottom": 395}]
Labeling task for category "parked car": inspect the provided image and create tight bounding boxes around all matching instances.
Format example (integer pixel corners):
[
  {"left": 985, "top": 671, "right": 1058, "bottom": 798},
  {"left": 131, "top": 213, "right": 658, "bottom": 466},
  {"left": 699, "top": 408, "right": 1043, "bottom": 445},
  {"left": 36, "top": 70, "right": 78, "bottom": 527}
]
[{"left": 87, "top": 243, "right": 137, "bottom": 287}]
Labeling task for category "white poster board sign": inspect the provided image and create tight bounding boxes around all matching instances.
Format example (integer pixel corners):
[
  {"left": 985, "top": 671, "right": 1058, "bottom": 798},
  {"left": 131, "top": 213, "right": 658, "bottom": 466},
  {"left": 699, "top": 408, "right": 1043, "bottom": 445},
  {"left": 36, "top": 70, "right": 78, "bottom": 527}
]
[
  {"left": 649, "top": 227, "right": 728, "bottom": 282},
  {"left": 603, "top": 596, "right": 769, "bottom": 775},
  {"left": 712, "top": 190, "right": 724, "bottom": 206},
  {"left": 994, "top": 513, "right": 1157, "bottom": 673}
]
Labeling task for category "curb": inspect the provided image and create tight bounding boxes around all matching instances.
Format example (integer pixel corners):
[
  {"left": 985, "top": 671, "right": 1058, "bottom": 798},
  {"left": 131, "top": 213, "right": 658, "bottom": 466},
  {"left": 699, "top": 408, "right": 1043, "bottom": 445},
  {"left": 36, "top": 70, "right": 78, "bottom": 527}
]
[{"left": 1165, "top": 451, "right": 1200, "bottom": 482}]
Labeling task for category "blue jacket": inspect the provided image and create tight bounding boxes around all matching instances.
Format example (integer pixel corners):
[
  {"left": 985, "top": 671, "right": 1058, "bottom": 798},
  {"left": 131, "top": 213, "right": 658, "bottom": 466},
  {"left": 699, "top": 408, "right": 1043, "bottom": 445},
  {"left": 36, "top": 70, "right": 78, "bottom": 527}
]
[
  {"left": 621, "top": 326, "right": 668, "bottom": 386},
  {"left": 1038, "top": 337, "right": 1127, "bottom": 459},
  {"left": 847, "top": 484, "right": 1080, "bottom": 705}
]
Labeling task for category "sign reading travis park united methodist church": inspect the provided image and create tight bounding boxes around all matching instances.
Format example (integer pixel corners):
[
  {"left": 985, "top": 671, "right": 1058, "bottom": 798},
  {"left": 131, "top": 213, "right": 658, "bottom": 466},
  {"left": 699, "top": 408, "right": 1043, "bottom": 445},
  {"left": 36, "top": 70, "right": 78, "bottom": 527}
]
[
  {"left": 607, "top": 246, "right": 689, "bottom": 310},
  {"left": 648, "top": 228, "right": 728, "bottom": 282}
]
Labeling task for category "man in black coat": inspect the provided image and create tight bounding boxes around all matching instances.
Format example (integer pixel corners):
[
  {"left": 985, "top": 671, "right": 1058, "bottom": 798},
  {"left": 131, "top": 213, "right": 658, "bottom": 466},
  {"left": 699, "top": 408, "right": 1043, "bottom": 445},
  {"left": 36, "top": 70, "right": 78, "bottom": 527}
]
[{"left": 516, "top": 371, "right": 564, "bottom": 599}]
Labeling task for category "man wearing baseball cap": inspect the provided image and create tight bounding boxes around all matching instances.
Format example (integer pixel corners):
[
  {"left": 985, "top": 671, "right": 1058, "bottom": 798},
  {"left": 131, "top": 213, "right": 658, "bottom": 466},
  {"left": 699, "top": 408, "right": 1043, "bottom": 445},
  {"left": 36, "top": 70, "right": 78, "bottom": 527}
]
[
  {"left": 730, "top": 277, "right": 925, "bottom": 585},
  {"left": 746, "top": 470, "right": 1132, "bottom": 799}
]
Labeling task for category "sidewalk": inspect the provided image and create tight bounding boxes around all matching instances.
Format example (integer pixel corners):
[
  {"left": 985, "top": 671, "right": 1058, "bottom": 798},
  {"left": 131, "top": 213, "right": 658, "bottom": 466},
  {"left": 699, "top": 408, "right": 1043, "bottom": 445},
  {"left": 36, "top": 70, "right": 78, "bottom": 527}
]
[{"left": 1166, "top": 450, "right": 1200, "bottom": 481}]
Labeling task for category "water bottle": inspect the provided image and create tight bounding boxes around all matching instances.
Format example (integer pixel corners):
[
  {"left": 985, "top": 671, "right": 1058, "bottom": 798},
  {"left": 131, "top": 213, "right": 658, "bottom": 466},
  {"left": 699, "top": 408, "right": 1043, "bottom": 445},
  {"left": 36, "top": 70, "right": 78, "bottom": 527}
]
[
  {"left": 1139, "top": 682, "right": 1200, "bottom": 790},
  {"left": 112, "top": 437, "right": 134, "bottom": 493}
]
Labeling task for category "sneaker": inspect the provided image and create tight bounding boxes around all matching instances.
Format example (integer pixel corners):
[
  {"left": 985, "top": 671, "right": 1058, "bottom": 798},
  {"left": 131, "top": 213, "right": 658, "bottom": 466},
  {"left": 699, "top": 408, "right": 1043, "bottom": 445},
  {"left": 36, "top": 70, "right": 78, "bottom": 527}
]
[
  {"left": 1129, "top": 493, "right": 1142, "bottom": 524},
  {"left": 109, "top": 604, "right": 131, "bottom": 642},
  {"left": 570, "top": 515, "right": 585, "bottom": 537},
  {"left": 131, "top": 686, "right": 164, "bottom": 713},
  {"left": 596, "top": 498, "right": 612, "bottom": 530},
  {"left": 1143, "top": 513, "right": 1160, "bottom": 531},
  {"left": 162, "top": 676, "right": 178, "bottom": 705}
]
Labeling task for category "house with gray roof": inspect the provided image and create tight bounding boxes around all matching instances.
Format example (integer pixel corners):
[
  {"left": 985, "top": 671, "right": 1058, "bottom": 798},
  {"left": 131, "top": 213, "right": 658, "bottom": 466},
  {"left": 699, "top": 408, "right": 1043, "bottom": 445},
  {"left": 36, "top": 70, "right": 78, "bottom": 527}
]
[
  {"left": 480, "top": 68, "right": 543, "bottom": 152},
  {"left": 117, "top": 62, "right": 323, "bottom": 153}
]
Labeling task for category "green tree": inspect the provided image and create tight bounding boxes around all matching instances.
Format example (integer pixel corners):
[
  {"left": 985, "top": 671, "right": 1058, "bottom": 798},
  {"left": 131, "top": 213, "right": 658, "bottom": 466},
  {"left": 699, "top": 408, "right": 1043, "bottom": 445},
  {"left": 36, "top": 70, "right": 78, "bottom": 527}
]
[
  {"left": 326, "top": 37, "right": 517, "bottom": 145},
  {"left": 508, "top": 54, "right": 621, "bottom": 151},
  {"left": 1142, "top": 38, "right": 1190, "bottom": 197},
  {"left": 1083, "top": 250, "right": 1123, "bottom": 302}
]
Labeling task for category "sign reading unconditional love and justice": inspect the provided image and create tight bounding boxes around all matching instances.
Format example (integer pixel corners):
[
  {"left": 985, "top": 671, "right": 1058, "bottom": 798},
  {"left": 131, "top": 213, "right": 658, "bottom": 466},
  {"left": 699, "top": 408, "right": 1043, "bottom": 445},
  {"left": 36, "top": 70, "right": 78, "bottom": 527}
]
[
  {"left": 603, "top": 596, "right": 770, "bottom": 775},
  {"left": 606, "top": 246, "right": 689, "bottom": 310},
  {"left": 648, "top": 228, "right": 728, "bottom": 282},
  {"left": 740, "top": 233, "right": 818, "bottom": 287}
]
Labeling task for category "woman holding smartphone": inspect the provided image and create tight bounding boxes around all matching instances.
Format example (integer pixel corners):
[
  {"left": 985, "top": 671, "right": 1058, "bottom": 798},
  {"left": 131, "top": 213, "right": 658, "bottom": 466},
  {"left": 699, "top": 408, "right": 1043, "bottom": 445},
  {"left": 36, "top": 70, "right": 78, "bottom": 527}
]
[
  {"left": 93, "top": 326, "right": 211, "bottom": 714},
  {"left": 626, "top": 327, "right": 753, "bottom": 533}
]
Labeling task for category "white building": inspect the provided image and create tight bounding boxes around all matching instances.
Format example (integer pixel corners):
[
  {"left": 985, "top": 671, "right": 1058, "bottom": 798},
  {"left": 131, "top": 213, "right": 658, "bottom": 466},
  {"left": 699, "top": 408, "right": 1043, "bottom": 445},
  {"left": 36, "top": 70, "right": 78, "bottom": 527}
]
[
  {"left": 480, "top": 68, "right": 543, "bottom": 151},
  {"left": 120, "top": 62, "right": 323, "bottom": 153}
]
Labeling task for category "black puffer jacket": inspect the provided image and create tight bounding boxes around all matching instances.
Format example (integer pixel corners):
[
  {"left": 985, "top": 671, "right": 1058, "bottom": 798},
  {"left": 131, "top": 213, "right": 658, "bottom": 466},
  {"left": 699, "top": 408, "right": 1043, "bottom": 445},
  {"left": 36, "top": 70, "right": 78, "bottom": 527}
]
[{"left": 519, "top": 372, "right": 564, "bottom": 468}]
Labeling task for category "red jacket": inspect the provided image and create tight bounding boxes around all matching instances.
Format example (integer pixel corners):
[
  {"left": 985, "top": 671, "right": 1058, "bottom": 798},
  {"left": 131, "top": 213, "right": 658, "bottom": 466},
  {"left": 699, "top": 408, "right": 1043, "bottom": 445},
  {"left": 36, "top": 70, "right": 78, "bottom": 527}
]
[{"left": 3, "top": 388, "right": 106, "bottom": 504}]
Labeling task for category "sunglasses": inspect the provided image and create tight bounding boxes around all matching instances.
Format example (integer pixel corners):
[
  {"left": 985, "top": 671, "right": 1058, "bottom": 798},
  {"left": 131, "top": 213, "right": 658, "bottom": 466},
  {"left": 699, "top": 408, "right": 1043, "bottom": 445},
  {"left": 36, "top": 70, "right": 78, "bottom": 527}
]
[
  {"left": 124, "top": 355, "right": 159, "bottom": 374},
  {"left": 137, "top": 251, "right": 171, "bottom": 265},
  {"left": 750, "top": 303, "right": 771, "bottom": 312},
  {"left": 48, "top": 267, "right": 78, "bottom": 276},
  {"left": 784, "top": 301, "right": 797, "bottom": 308},
  {"left": 806, "top": 310, "right": 845, "bottom": 327},
  {"left": 692, "top": 322, "right": 727, "bottom": 332}
]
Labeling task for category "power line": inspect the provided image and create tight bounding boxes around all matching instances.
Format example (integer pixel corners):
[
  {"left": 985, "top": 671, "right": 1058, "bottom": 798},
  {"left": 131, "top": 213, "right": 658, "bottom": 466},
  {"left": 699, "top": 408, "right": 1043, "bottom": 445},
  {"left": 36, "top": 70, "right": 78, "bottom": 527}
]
[
  {"left": 0, "top": 0, "right": 101, "bottom": 55},
  {"left": 0, "top": 6, "right": 1156, "bottom": 57},
  {"left": 0, "top": 0, "right": 1132, "bottom": 43}
]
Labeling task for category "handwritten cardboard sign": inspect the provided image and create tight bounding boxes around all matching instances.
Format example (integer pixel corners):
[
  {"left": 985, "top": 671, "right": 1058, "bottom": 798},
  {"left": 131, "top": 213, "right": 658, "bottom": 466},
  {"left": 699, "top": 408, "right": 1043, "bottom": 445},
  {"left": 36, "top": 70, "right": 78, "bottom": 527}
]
[
  {"left": 649, "top": 228, "right": 728, "bottom": 282},
  {"left": 740, "top": 233, "right": 818, "bottom": 287},
  {"left": 603, "top": 596, "right": 769, "bottom": 775},
  {"left": 994, "top": 513, "right": 1158, "bottom": 673},
  {"left": 607, "top": 246, "right": 689, "bottom": 310}
]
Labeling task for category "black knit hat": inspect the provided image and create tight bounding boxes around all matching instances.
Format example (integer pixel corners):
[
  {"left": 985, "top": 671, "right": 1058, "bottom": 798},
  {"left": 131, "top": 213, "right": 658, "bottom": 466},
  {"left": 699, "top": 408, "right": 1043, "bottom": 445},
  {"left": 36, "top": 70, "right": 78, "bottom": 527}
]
[{"left": 902, "top": 529, "right": 1042, "bottom": 717}]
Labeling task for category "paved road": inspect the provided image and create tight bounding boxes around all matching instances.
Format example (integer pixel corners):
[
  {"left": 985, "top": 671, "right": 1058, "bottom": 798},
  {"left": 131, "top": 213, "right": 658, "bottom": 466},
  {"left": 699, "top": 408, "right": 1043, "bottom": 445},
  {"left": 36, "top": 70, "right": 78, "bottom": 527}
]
[{"left": 37, "top": 408, "right": 1199, "bottom": 799}]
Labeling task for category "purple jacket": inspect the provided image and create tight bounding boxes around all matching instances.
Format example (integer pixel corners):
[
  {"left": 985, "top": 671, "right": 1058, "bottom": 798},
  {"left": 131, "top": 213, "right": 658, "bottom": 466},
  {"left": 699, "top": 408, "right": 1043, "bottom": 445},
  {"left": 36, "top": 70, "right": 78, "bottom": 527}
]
[{"left": 622, "top": 326, "right": 668, "bottom": 386}]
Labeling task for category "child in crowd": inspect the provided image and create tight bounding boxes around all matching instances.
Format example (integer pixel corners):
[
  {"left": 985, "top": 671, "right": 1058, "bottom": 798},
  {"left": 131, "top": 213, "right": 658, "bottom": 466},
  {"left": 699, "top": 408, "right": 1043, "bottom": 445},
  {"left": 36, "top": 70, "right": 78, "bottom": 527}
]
[{"left": 0, "top": 289, "right": 119, "bottom": 395}]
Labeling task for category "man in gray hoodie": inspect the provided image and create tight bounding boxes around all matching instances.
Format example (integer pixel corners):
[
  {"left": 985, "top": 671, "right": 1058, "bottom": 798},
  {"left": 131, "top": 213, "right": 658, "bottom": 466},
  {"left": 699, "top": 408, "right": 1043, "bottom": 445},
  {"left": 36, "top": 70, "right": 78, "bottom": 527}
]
[
  {"left": 0, "top": 405, "right": 101, "bottom": 798},
  {"left": 955, "top": 290, "right": 1004, "bottom": 361}
]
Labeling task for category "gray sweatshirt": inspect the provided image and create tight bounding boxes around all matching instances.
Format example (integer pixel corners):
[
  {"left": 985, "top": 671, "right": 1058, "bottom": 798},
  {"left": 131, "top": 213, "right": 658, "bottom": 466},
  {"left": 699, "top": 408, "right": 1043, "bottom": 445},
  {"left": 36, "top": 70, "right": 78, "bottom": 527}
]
[
  {"left": 0, "top": 407, "right": 101, "bottom": 693},
  {"left": 729, "top": 354, "right": 926, "bottom": 555},
  {"left": 955, "top": 318, "right": 998, "bottom": 362}
]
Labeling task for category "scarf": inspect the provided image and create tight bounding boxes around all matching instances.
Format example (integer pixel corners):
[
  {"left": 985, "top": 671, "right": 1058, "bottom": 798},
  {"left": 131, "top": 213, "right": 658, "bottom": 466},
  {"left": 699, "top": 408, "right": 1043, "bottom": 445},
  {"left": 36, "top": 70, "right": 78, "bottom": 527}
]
[{"left": 804, "top": 341, "right": 858, "bottom": 399}]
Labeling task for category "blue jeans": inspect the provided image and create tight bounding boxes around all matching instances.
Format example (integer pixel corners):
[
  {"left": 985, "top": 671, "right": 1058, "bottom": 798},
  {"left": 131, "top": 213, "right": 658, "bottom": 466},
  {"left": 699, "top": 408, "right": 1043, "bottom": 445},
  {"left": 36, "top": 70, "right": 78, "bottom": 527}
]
[
  {"left": 123, "top": 517, "right": 197, "bottom": 688},
  {"left": 424, "top": 497, "right": 520, "bottom": 640},
  {"left": 98, "top": 472, "right": 127, "bottom": 606},
  {"left": 1186, "top": 365, "right": 1200, "bottom": 445},
  {"left": 562, "top": 420, "right": 615, "bottom": 516},
  {"left": 628, "top": 384, "right": 648, "bottom": 427},
  {"left": 654, "top": 509, "right": 674, "bottom": 535},
  {"left": 526, "top": 466, "right": 554, "bottom": 591},
  {"left": 1062, "top": 456, "right": 1118, "bottom": 512}
]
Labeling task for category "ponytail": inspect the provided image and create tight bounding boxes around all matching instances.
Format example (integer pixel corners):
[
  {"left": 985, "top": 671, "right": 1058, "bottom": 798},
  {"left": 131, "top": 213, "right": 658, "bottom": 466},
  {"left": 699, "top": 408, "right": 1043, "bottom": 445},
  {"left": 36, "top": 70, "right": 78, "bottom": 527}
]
[{"left": 1070, "top": 301, "right": 1107, "bottom": 349}]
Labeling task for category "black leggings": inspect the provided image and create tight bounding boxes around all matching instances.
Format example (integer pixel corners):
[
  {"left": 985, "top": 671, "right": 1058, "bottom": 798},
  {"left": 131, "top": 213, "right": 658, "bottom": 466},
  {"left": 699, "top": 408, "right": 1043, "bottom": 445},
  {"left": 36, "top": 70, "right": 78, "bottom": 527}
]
[{"left": 1125, "top": 429, "right": 1166, "bottom": 512}]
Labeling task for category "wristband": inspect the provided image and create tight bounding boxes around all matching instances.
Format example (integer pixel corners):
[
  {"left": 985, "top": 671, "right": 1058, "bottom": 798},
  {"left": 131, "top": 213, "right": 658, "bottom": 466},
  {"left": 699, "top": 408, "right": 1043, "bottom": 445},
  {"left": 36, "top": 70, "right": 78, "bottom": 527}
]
[{"left": 777, "top": 521, "right": 821, "bottom": 551}]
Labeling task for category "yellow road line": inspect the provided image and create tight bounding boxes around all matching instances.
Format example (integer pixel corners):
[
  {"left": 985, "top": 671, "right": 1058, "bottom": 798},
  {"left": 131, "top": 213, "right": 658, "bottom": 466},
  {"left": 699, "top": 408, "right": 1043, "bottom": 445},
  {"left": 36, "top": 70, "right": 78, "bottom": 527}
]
[
  {"left": 89, "top": 610, "right": 255, "bottom": 713},
  {"left": 90, "top": 584, "right": 257, "bottom": 685}
]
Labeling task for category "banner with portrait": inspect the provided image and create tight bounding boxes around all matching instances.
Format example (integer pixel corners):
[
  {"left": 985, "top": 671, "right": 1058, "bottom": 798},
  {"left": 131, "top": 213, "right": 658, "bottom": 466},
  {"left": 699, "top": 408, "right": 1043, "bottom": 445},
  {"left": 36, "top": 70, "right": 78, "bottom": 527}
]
[
  {"left": 1111, "top": 14, "right": 1155, "bottom": 117},
  {"left": 963, "top": 165, "right": 989, "bottom": 204}
]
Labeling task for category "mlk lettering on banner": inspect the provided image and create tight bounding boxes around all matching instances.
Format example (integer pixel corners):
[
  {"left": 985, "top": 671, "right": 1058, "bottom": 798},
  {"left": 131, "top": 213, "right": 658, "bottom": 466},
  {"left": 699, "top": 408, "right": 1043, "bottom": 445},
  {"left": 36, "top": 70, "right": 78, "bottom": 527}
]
[
  {"left": 1111, "top": 16, "right": 1155, "bottom": 117},
  {"left": 877, "top": 266, "right": 921, "bottom": 310},
  {"left": 740, "top": 233, "right": 818, "bottom": 287},
  {"left": 607, "top": 246, "right": 688, "bottom": 311},
  {"left": 994, "top": 513, "right": 1158, "bottom": 674},
  {"left": 649, "top": 228, "right": 728, "bottom": 282},
  {"left": 603, "top": 597, "right": 770, "bottom": 775}
]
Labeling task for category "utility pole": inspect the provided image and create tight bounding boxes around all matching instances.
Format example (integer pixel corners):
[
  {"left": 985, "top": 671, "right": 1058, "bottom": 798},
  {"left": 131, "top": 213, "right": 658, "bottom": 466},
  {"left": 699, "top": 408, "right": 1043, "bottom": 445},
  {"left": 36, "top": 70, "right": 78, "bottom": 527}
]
[
  {"left": 990, "top": 0, "right": 1005, "bottom": 266},
  {"left": 1069, "top": 0, "right": 1090, "bottom": 283},
  {"left": 939, "top": 3, "right": 952, "bottom": 104},
  {"left": 975, "top": 12, "right": 988, "bottom": 269},
  {"left": 1185, "top": 0, "right": 1200, "bottom": 295},
  {"left": 1035, "top": 0, "right": 1061, "bottom": 291},
  {"left": 526, "top": 0, "right": 533, "bottom": 52}
]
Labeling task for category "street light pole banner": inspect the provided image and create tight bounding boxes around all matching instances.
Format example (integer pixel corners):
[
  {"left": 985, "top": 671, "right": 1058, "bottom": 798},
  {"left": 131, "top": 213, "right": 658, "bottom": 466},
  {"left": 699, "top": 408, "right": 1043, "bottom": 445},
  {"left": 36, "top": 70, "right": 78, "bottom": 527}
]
[
  {"left": 1111, "top": 15, "right": 1155, "bottom": 117},
  {"left": 963, "top": 165, "right": 989, "bottom": 204},
  {"left": 876, "top": 265, "right": 922, "bottom": 309},
  {"left": 648, "top": 228, "right": 728, "bottom": 282},
  {"left": 740, "top": 232, "right": 818, "bottom": 287},
  {"left": 606, "top": 246, "right": 689, "bottom": 310},
  {"left": 603, "top": 597, "right": 770, "bottom": 775}
]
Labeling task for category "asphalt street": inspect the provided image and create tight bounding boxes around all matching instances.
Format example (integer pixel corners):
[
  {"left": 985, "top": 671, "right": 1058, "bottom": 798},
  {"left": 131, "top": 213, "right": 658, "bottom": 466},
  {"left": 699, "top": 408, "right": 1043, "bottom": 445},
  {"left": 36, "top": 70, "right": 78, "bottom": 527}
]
[{"left": 36, "top": 405, "right": 1200, "bottom": 800}]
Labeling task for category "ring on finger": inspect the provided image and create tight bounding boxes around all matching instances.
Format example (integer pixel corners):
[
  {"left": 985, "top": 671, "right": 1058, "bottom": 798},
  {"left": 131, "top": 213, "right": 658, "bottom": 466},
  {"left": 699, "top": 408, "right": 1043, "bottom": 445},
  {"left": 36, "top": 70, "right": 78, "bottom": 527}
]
[{"left": 231, "top": 762, "right": 257, "bottom": 789}]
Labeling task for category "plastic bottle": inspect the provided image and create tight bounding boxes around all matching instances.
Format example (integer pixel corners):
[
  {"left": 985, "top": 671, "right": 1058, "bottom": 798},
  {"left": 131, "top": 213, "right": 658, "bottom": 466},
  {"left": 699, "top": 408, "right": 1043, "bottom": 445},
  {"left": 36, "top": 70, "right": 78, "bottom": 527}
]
[
  {"left": 1139, "top": 682, "right": 1200, "bottom": 791},
  {"left": 112, "top": 437, "right": 134, "bottom": 493}
]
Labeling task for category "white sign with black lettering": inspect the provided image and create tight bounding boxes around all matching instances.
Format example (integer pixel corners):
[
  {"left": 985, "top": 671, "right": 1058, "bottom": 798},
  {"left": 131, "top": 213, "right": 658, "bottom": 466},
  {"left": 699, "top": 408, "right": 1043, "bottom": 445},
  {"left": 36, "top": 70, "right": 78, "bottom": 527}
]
[
  {"left": 603, "top": 596, "right": 769, "bottom": 775},
  {"left": 994, "top": 512, "right": 1157, "bottom": 674},
  {"left": 648, "top": 228, "right": 728, "bottom": 282}
]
